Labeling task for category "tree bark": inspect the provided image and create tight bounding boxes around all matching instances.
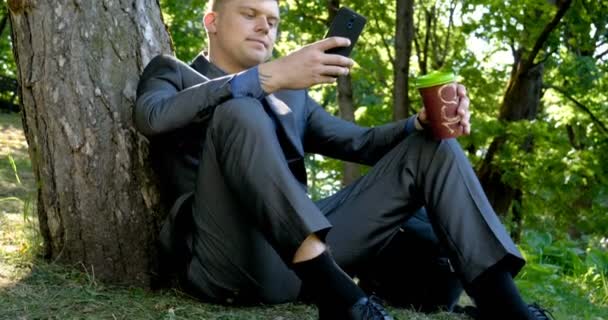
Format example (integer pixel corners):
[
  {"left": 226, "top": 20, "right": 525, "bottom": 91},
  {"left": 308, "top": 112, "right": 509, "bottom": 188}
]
[
  {"left": 392, "top": 0, "right": 414, "bottom": 120},
  {"left": 327, "top": 0, "right": 360, "bottom": 186},
  {"left": 337, "top": 74, "right": 360, "bottom": 185},
  {"left": 9, "top": 0, "right": 172, "bottom": 286}
]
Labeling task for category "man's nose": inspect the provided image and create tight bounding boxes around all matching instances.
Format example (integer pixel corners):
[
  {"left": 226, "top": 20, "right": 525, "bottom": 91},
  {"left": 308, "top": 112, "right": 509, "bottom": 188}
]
[{"left": 255, "top": 17, "right": 270, "bottom": 33}]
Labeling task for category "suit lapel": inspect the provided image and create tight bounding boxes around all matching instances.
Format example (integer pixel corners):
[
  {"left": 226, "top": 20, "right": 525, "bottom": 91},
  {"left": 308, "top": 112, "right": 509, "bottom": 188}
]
[
  {"left": 191, "top": 54, "right": 226, "bottom": 79},
  {"left": 265, "top": 94, "right": 303, "bottom": 158}
]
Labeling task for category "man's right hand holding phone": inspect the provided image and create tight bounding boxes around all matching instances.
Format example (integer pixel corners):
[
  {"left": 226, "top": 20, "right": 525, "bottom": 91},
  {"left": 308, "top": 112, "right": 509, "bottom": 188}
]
[{"left": 258, "top": 37, "right": 354, "bottom": 94}]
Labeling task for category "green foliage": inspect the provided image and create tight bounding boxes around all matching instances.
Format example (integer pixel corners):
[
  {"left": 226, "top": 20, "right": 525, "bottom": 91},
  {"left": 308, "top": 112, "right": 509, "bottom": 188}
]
[
  {"left": 458, "top": 0, "right": 608, "bottom": 237},
  {"left": 156, "top": 0, "right": 608, "bottom": 240},
  {"left": 0, "top": 1, "right": 15, "bottom": 78},
  {"left": 4, "top": 0, "right": 608, "bottom": 313},
  {"left": 159, "top": 0, "right": 208, "bottom": 62},
  {"left": 0, "top": 0, "right": 605, "bottom": 315},
  {"left": 517, "top": 230, "right": 608, "bottom": 317}
]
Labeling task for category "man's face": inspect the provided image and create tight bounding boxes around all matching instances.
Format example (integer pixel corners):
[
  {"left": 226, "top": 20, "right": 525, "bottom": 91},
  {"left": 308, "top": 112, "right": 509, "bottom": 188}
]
[{"left": 206, "top": 0, "right": 279, "bottom": 73}]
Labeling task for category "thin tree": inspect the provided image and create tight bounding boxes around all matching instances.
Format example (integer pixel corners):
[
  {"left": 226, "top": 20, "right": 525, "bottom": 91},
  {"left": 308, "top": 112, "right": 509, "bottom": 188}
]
[
  {"left": 327, "top": 0, "right": 360, "bottom": 186},
  {"left": 392, "top": 0, "right": 415, "bottom": 120}
]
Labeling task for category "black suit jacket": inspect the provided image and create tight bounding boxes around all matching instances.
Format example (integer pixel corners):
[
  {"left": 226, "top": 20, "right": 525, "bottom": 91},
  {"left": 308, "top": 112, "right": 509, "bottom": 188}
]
[
  {"left": 135, "top": 54, "right": 410, "bottom": 277},
  {"left": 135, "top": 54, "right": 409, "bottom": 206},
  {"left": 134, "top": 55, "right": 405, "bottom": 276}
]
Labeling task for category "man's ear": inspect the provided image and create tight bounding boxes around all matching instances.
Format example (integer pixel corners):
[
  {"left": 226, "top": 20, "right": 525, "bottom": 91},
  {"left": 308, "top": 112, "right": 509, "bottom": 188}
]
[{"left": 203, "top": 12, "right": 217, "bottom": 33}]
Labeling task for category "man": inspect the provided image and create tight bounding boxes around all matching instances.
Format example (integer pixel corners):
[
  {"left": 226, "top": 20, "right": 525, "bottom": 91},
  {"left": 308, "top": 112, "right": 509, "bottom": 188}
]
[{"left": 135, "top": 0, "right": 553, "bottom": 319}]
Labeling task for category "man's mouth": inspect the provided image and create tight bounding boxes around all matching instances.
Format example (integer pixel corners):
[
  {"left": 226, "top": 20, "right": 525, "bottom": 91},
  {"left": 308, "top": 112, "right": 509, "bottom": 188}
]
[{"left": 247, "top": 39, "right": 268, "bottom": 49}]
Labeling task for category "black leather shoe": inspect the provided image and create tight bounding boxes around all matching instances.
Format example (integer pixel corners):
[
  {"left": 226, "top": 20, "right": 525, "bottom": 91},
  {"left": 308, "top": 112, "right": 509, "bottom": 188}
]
[
  {"left": 318, "top": 296, "right": 394, "bottom": 320},
  {"left": 528, "top": 303, "right": 555, "bottom": 320}
]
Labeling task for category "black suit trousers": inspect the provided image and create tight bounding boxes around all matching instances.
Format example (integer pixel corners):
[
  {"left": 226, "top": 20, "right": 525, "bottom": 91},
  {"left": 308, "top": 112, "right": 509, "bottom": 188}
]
[{"left": 185, "top": 97, "right": 524, "bottom": 304}]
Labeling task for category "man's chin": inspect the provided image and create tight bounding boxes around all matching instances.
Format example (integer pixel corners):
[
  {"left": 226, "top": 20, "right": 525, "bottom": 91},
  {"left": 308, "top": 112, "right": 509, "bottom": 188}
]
[{"left": 245, "top": 53, "right": 271, "bottom": 66}]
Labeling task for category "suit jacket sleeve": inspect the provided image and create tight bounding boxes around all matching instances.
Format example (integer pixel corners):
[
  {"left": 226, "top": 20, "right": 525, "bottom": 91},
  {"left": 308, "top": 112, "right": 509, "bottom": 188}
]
[
  {"left": 303, "top": 91, "right": 409, "bottom": 166},
  {"left": 134, "top": 54, "right": 235, "bottom": 136}
]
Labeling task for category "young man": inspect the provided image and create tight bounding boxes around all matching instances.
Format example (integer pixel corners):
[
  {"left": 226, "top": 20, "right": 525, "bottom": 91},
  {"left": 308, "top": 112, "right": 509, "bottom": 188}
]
[{"left": 135, "top": 0, "right": 553, "bottom": 319}]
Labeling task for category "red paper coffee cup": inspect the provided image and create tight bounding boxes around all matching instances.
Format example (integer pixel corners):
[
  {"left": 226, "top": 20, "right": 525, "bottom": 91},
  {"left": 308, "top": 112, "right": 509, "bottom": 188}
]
[{"left": 415, "top": 71, "right": 463, "bottom": 139}]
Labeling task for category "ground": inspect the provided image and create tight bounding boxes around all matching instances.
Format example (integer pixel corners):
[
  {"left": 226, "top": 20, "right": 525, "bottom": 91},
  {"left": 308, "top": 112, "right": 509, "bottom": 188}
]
[{"left": 0, "top": 112, "right": 606, "bottom": 319}]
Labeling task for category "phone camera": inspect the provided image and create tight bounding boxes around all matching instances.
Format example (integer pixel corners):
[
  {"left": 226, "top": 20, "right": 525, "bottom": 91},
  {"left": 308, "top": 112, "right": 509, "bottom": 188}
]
[{"left": 348, "top": 19, "right": 354, "bottom": 29}]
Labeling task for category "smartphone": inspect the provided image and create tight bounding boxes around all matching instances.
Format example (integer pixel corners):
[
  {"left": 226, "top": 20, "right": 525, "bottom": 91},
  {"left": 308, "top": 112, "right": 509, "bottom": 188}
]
[{"left": 324, "top": 7, "right": 367, "bottom": 57}]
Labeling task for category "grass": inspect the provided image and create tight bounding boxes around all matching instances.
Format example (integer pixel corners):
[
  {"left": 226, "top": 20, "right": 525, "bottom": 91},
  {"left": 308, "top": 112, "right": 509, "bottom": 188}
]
[
  {"left": 0, "top": 111, "right": 33, "bottom": 215},
  {"left": 0, "top": 111, "right": 606, "bottom": 319}
]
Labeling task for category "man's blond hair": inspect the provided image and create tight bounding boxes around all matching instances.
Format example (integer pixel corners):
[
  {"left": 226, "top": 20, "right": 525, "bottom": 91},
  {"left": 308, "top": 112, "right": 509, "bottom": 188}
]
[{"left": 207, "top": 0, "right": 279, "bottom": 12}]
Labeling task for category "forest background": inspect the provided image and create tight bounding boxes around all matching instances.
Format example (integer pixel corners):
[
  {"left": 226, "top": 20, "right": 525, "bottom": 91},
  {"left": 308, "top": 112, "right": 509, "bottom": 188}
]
[{"left": 0, "top": 0, "right": 607, "bottom": 319}]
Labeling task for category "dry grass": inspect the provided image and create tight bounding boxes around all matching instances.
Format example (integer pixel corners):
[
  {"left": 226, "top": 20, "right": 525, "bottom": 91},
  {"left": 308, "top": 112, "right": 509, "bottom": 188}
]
[{"left": 0, "top": 112, "right": 34, "bottom": 214}]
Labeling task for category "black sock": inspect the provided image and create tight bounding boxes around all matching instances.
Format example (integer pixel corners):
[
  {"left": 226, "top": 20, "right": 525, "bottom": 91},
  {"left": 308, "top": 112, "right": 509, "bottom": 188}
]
[
  {"left": 293, "top": 251, "right": 366, "bottom": 308},
  {"left": 468, "top": 265, "right": 532, "bottom": 320}
]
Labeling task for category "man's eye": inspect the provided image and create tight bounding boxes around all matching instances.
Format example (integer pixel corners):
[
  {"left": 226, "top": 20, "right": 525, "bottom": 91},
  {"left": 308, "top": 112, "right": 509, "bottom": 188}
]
[{"left": 244, "top": 12, "right": 255, "bottom": 18}]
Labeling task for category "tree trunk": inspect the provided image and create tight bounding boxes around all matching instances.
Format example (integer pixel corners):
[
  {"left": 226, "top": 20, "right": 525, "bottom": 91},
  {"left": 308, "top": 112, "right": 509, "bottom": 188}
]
[
  {"left": 477, "top": 60, "right": 544, "bottom": 217},
  {"left": 337, "top": 74, "right": 360, "bottom": 185},
  {"left": 9, "top": 0, "right": 172, "bottom": 286},
  {"left": 392, "top": 0, "right": 414, "bottom": 120},
  {"left": 328, "top": 0, "right": 360, "bottom": 186},
  {"left": 477, "top": 0, "right": 572, "bottom": 222}
]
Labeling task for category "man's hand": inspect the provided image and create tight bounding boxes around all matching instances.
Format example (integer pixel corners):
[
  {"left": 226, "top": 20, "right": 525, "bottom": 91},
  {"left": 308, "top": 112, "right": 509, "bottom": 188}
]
[
  {"left": 418, "top": 84, "right": 471, "bottom": 135},
  {"left": 258, "top": 37, "right": 354, "bottom": 93}
]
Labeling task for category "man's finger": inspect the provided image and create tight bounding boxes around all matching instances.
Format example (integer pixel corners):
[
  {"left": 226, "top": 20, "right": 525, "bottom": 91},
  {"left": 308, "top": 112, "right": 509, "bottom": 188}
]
[
  {"left": 315, "top": 36, "right": 351, "bottom": 51},
  {"left": 458, "top": 96, "right": 470, "bottom": 113},
  {"left": 418, "top": 107, "right": 428, "bottom": 123},
  {"left": 463, "top": 124, "right": 471, "bottom": 135},
  {"left": 320, "top": 65, "right": 350, "bottom": 77},
  {"left": 461, "top": 110, "right": 471, "bottom": 135},
  {"left": 457, "top": 83, "right": 467, "bottom": 97},
  {"left": 460, "top": 111, "right": 470, "bottom": 125},
  {"left": 318, "top": 75, "right": 338, "bottom": 84},
  {"left": 321, "top": 54, "right": 354, "bottom": 67}
]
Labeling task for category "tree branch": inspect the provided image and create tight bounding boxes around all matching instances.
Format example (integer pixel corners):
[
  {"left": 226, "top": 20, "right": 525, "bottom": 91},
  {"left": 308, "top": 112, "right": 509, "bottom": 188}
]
[
  {"left": 438, "top": 0, "right": 456, "bottom": 68},
  {"left": 509, "top": 38, "right": 516, "bottom": 56},
  {"left": 430, "top": 6, "right": 438, "bottom": 68},
  {"left": 544, "top": 83, "right": 608, "bottom": 135},
  {"left": 413, "top": 28, "right": 421, "bottom": 62},
  {"left": 414, "top": 12, "right": 425, "bottom": 73},
  {"left": 537, "top": 46, "right": 560, "bottom": 64},
  {"left": 522, "top": 0, "right": 572, "bottom": 71},
  {"left": 566, "top": 124, "right": 583, "bottom": 150},
  {"left": 595, "top": 48, "right": 608, "bottom": 60},
  {"left": 422, "top": 7, "right": 433, "bottom": 74},
  {"left": 370, "top": 9, "right": 395, "bottom": 67}
]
